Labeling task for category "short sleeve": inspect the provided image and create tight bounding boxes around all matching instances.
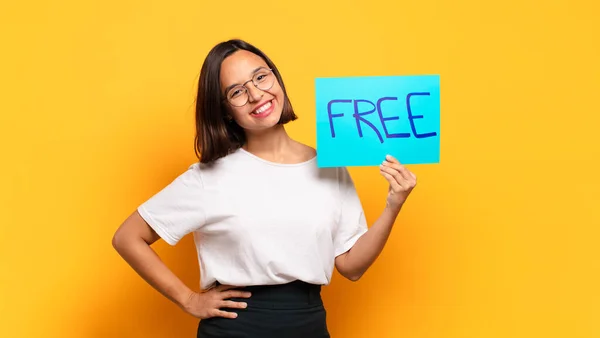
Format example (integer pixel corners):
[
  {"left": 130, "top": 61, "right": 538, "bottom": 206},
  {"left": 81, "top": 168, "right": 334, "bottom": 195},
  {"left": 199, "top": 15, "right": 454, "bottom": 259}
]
[
  {"left": 334, "top": 167, "right": 369, "bottom": 257},
  {"left": 137, "top": 163, "right": 206, "bottom": 246}
]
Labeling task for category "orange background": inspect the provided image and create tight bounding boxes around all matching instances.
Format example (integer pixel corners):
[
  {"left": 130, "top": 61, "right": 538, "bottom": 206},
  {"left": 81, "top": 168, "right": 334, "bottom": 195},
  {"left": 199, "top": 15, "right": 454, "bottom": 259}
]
[{"left": 2, "top": 0, "right": 599, "bottom": 337}]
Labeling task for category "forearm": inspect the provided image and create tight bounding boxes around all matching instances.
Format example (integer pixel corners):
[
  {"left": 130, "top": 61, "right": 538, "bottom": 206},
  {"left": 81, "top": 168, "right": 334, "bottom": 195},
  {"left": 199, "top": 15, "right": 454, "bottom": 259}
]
[
  {"left": 339, "top": 204, "right": 402, "bottom": 280},
  {"left": 113, "top": 236, "right": 193, "bottom": 308}
]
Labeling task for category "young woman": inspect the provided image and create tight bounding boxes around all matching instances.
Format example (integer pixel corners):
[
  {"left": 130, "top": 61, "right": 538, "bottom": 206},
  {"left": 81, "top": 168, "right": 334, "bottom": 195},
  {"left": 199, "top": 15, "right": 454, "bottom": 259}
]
[{"left": 112, "top": 39, "right": 417, "bottom": 338}]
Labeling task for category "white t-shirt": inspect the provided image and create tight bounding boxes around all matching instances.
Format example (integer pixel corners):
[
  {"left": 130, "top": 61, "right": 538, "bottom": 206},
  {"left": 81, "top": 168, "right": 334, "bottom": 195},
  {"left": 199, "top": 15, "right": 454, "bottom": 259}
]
[{"left": 137, "top": 148, "right": 368, "bottom": 290}]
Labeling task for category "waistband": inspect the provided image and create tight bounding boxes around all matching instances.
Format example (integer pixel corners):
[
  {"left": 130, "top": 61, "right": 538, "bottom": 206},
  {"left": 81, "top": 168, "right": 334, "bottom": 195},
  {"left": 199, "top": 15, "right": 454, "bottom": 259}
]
[{"left": 221, "top": 280, "right": 323, "bottom": 309}]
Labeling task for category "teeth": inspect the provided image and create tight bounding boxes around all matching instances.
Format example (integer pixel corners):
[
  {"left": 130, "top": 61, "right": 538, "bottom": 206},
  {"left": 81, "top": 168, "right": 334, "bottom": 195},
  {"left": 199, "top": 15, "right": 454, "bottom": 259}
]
[{"left": 253, "top": 101, "right": 272, "bottom": 114}]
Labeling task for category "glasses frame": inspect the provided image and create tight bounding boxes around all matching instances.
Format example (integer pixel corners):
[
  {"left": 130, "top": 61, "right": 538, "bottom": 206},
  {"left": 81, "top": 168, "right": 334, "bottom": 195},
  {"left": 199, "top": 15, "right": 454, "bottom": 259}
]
[{"left": 223, "top": 67, "right": 275, "bottom": 107}]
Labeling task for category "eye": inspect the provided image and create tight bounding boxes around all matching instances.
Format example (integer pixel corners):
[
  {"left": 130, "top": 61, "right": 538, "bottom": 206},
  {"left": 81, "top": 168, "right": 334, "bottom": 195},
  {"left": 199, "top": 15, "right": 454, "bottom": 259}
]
[
  {"left": 229, "top": 87, "right": 244, "bottom": 98},
  {"left": 255, "top": 72, "right": 269, "bottom": 83}
]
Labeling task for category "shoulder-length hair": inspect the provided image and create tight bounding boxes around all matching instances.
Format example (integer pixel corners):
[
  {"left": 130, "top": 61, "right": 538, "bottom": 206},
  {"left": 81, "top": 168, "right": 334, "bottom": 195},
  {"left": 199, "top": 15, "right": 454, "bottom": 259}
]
[{"left": 194, "top": 39, "right": 297, "bottom": 164}]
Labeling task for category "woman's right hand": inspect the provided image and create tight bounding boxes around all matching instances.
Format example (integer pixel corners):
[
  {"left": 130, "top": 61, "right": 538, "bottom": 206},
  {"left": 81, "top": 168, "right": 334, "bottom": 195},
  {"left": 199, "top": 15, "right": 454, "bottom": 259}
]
[{"left": 181, "top": 284, "right": 252, "bottom": 319}]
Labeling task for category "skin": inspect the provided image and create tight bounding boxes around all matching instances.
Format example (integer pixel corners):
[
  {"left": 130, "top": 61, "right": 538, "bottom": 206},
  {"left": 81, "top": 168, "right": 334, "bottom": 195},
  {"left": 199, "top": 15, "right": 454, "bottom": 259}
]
[{"left": 112, "top": 49, "right": 416, "bottom": 321}]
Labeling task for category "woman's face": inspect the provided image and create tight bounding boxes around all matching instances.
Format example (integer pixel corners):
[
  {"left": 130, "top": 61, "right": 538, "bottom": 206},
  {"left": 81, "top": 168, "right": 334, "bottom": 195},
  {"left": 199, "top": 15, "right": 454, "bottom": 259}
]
[
  {"left": 220, "top": 50, "right": 285, "bottom": 133},
  {"left": 221, "top": 50, "right": 284, "bottom": 131}
]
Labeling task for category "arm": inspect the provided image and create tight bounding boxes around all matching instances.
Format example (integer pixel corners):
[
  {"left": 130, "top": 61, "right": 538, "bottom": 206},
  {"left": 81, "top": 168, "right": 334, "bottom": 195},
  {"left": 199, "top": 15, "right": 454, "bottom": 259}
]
[
  {"left": 115, "top": 166, "right": 250, "bottom": 318},
  {"left": 112, "top": 211, "right": 194, "bottom": 309},
  {"left": 335, "top": 204, "right": 401, "bottom": 281},
  {"left": 335, "top": 155, "right": 416, "bottom": 281},
  {"left": 112, "top": 210, "right": 250, "bottom": 318}
]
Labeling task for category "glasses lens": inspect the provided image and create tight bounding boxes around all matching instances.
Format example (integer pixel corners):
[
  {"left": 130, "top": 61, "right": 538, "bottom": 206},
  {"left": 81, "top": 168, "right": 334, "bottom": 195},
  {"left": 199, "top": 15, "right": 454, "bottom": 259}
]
[
  {"left": 226, "top": 69, "right": 274, "bottom": 107},
  {"left": 228, "top": 86, "right": 247, "bottom": 107},
  {"left": 254, "top": 69, "right": 274, "bottom": 90}
]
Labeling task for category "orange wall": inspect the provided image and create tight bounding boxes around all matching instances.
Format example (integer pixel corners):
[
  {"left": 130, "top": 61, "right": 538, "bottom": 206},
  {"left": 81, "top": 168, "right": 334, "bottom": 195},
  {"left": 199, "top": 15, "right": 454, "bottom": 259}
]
[{"left": 2, "top": 0, "right": 599, "bottom": 337}]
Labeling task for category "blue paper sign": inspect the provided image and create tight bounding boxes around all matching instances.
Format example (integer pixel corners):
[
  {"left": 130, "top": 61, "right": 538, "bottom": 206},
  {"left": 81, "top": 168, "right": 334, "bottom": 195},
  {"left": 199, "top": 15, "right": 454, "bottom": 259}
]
[{"left": 315, "top": 74, "right": 440, "bottom": 167}]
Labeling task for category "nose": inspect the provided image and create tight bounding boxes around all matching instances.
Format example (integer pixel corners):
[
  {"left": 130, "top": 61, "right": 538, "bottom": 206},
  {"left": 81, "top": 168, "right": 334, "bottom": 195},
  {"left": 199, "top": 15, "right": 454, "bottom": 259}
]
[{"left": 246, "top": 83, "right": 264, "bottom": 103}]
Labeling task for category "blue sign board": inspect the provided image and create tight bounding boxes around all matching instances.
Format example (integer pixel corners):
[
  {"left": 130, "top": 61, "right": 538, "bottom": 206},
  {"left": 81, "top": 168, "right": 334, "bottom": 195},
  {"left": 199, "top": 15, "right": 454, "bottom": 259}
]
[{"left": 315, "top": 74, "right": 440, "bottom": 167}]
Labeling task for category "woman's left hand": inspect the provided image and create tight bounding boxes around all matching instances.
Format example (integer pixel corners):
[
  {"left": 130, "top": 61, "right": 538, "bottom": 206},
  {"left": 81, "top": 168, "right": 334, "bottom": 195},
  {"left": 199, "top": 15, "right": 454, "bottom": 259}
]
[{"left": 379, "top": 155, "right": 417, "bottom": 211}]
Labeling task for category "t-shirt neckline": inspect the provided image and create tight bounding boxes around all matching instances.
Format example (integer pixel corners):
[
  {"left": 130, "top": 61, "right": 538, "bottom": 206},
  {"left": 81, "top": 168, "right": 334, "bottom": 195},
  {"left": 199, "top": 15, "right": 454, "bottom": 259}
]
[{"left": 238, "top": 147, "right": 317, "bottom": 167}]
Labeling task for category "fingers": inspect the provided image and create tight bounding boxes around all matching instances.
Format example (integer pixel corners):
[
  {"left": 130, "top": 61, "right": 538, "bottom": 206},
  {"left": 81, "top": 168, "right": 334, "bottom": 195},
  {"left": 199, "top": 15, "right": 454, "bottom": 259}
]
[
  {"left": 214, "top": 291, "right": 249, "bottom": 320},
  {"left": 220, "top": 300, "right": 248, "bottom": 309},
  {"left": 222, "top": 290, "right": 252, "bottom": 299},
  {"left": 190, "top": 286, "right": 252, "bottom": 320},
  {"left": 211, "top": 309, "right": 239, "bottom": 319},
  {"left": 216, "top": 284, "right": 238, "bottom": 291},
  {"left": 216, "top": 285, "right": 251, "bottom": 298},
  {"left": 383, "top": 154, "right": 412, "bottom": 179},
  {"left": 381, "top": 171, "right": 404, "bottom": 192},
  {"left": 379, "top": 165, "right": 407, "bottom": 189},
  {"left": 382, "top": 155, "right": 412, "bottom": 179},
  {"left": 380, "top": 155, "right": 417, "bottom": 187}
]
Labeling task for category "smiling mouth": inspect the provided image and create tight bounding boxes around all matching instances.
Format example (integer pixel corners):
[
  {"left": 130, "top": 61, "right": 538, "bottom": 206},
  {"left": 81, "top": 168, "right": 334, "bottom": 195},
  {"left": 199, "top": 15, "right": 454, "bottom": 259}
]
[{"left": 252, "top": 100, "right": 272, "bottom": 115}]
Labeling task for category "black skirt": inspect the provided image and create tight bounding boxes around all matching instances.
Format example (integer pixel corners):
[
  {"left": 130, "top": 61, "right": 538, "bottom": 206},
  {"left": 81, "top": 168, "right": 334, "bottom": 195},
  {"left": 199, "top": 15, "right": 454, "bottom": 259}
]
[{"left": 197, "top": 280, "right": 330, "bottom": 338}]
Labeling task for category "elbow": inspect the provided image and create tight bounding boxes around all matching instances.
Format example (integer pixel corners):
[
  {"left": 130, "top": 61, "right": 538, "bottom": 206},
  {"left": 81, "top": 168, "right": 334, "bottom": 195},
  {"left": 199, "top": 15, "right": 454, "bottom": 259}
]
[
  {"left": 336, "top": 254, "right": 365, "bottom": 282},
  {"left": 111, "top": 231, "right": 122, "bottom": 252},
  {"left": 111, "top": 227, "right": 128, "bottom": 253},
  {"left": 112, "top": 211, "right": 157, "bottom": 254},
  {"left": 341, "top": 270, "right": 364, "bottom": 282},
  {"left": 347, "top": 273, "right": 363, "bottom": 282}
]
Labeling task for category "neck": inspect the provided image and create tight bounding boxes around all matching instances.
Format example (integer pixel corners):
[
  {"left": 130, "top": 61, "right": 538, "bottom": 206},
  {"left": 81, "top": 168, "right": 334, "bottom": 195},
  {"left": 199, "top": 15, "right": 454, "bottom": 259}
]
[{"left": 243, "top": 125, "right": 293, "bottom": 159}]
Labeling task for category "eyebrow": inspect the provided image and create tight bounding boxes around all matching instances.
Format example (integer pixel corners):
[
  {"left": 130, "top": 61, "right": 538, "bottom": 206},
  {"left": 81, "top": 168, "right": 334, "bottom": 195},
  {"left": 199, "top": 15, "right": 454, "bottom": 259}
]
[{"left": 223, "top": 66, "right": 267, "bottom": 95}]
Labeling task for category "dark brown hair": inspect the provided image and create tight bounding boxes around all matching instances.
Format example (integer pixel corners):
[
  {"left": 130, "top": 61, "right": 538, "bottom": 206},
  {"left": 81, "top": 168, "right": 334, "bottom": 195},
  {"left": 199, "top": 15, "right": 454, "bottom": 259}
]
[{"left": 194, "top": 39, "right": 297, "bottom": 164}]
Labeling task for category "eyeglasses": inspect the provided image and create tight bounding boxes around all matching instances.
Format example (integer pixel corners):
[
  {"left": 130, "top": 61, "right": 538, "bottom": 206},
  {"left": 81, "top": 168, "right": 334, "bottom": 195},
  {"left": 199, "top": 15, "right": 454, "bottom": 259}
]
[{"left": 224, "top": 67, "right": 275, "bottom": 107}]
